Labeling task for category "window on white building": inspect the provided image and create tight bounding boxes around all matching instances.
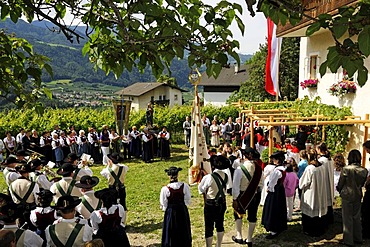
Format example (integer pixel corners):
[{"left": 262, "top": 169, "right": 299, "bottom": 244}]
[
  {"left": 174, "top": 94, "right": 178, "bottom": 101},
  {"left": 309, "top": 55, "right": 318, "bottom": 79},
  {"left": 159, "top": 95, "right": 162, "bottom": 100}
]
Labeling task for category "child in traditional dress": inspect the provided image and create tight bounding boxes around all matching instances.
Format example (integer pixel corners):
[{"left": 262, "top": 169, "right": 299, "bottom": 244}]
[
  {"left": 283, "top": 163, "right": 299, "bottom": 221},
  {"left": 160, "top": 167, "right": 192, "bottom": 247}
]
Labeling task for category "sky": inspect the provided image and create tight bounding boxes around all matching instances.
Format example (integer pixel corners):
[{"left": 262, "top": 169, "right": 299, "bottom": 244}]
[{"left": 203, "top": 0, "right": 267, "bottom": 55}]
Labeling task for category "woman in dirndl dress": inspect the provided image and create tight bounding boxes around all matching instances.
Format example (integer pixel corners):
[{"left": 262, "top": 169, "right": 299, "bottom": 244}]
[
  {"left": 160, "top": 167, "right": 192, "bottom": 247},
  {"left": 262, "top": 151, "right": 288, "bottom": 239}
]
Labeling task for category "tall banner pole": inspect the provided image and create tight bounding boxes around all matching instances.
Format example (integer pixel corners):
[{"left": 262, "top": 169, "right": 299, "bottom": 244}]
[{"left": 188, "top": 68, "right": 211, "bottom": 185}]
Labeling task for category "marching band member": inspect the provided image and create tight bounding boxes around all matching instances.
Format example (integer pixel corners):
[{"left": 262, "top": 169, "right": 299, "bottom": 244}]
[
  {"left": 2, "top": 156, "right": 21, "bottom": 186},
  {"left": 232, "top": 147, "right": 263, "bottom": 246},
  {"left": 29, "top": 158, "right": 53, "bottom": 190},
  {"left": 50, "top": 163, "right": 82, "bottom": 203},
  {"left": 9, "top": 162, "right": 40, "bottom": 230},
  {"left": 75, "top": 175, "right": 102, "bottom": 219},
  {"left": 64, "top": 153, "right": 93, "bottom": 182},
  {"left": 100, "top": 153, "right": 128, "bottom": 211},
  {"left": 0, "top": 194, "right": 43, "bottom": 246},
  {"left": 45, "top": 195, "right": 93, "bottom": 246},
  {"left": 198, "top": 155, "right": 230, "bottom": 247}
]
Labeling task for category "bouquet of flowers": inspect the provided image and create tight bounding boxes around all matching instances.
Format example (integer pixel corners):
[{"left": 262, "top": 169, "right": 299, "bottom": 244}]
[
  {"left": 328, "top": 80, "right": 357, "bottom": 97},
  {"left": 300, "top": 79, "right": 319, "bottom": 89}
]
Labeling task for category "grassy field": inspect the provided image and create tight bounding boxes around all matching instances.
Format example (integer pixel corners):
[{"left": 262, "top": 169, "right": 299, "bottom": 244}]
[{"left": 1, "top": 145, "right": 368, "bottom": 246}]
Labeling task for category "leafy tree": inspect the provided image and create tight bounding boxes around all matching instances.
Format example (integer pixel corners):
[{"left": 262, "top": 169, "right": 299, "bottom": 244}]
[
  {"left": 157, "top": 74, "right": 178, "bottom": 87},
  {"left": 1, "top": 0, "right": 370, "bottom": 109},
  {"left": 227, "top": 37, "right": 299, "bottom": 102},
  {"left": 0, "top": 30, "right": 52, "bottom": 112}
]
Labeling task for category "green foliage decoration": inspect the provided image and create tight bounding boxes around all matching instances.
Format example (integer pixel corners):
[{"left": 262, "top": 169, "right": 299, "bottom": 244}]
[{"left": 239, "top": 96, "right": 352, "bottom": 154}]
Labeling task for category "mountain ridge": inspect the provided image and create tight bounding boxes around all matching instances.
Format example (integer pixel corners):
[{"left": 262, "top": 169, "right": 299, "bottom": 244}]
[{"left": 0, "top": 19, "right": 253, "bottom": 89}]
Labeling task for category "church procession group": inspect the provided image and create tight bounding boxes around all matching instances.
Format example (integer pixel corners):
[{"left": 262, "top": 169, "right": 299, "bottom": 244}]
[{"left": 178, "top": 114, "right": 370, "bottom": 247}]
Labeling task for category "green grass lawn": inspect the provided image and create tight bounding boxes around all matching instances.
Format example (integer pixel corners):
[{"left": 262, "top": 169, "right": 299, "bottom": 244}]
[{"left": 0, "top": 145, "right": 368, "bottom": 246}]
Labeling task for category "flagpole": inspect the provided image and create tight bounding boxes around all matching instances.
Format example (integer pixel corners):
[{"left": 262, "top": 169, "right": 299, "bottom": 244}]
[{"left": 275, "top": 38, "right": 281, "bottom": 102}]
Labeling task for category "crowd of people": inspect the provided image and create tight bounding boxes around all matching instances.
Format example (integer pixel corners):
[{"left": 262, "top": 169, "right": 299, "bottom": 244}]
[
  {"left": 2, "top": 114, "right": 370, "bottom": 247},
  {"left": 169, "top": 115, "right": 370, "bottom": 247},
  {"left": 0, "top": 124, "right": 172, "bottom": 167}
]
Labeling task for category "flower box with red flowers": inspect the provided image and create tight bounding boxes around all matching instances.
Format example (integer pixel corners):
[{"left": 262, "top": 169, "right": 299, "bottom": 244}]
[{"left": 300, "top": 79, "right": 319, "bottom": 89}]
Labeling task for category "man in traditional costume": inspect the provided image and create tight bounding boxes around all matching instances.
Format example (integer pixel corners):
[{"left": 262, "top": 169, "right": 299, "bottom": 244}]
[
  {"left": 2, "top": 156, "right": 21, "bottom": 186},
  {"left": 0, "top": 193, "right": 43, "bottom": 246},
  {"left": 75, "top": 175, "right": 102, "bottom": 219},
  {"left": 9, "top": 162, "right": 40, "bottom": 230},
  {"left": 232, "top": 147, "right": 262, "bottom": 246},
  {"left": 50, "top": 163, "right": 82, "bottom": 203},
  {"left": 129, "top": 126, "right": 142, "bottom": 159},
  {"left": 198, "top": 155, "right": 231, "bottom": 247},
  {"left": 100, "top": 153, "right": 129, "bottom": 211},
  {"left": 45, "top": 195, "right": 93, "bottom": 246}
]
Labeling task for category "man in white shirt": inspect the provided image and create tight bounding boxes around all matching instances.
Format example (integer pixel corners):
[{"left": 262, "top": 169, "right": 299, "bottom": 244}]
[{"left": 45, "top": 195, "right": 93, "bottom": 246}]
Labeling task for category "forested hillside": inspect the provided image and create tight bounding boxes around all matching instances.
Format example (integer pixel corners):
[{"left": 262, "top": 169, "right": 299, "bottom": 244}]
[{"left": 0, "top": 19, "right": 252, "bottom": 89}]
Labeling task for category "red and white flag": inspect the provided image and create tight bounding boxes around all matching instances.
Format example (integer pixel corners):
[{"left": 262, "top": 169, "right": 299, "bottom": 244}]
[{"left": 265, "top": 18, "right": 282, "bottom": 96}]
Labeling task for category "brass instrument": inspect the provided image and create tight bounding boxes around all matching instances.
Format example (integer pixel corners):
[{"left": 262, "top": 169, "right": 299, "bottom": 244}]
[{"left": 27, "top": 149, "right": 61, "bottom": 182}]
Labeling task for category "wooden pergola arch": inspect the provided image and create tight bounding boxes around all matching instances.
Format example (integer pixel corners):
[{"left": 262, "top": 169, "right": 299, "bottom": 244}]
[{"left": 232, "top": 100, "right": 370, "bottom": 167}]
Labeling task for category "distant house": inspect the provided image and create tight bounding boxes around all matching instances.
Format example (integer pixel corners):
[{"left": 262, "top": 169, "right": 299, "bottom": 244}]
[
  {"left": 115, "top": 82, "right": 186, "bottom": 111},
  {"left": 199, "top": 64, "right": 249, "bottom": 106}
]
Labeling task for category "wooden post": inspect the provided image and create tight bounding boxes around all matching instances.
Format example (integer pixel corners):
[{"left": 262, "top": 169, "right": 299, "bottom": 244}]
[
  {"left": 322, "top": 125, "right": 326, "bottom": 141},
  {"left": 250, "top": 117, "right": 255, "bottom": 149},
  {"left": 362, "top": 114, "right": 369, "bottom": 167},
  {"left": 269, "top": 116, "right": 274, "bottom": 158}
]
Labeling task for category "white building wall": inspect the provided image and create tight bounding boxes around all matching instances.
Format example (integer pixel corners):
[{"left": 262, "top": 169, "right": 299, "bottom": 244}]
[
  {"left": 204, "top": 92, "right": 231, "bottom": 106},
  {"left": 298, "top": 31, "right": 370, "bottom": 161}
]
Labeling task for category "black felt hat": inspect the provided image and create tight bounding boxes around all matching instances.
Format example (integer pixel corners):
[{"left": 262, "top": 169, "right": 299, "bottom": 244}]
[
  {"left": 53, "top": 195, "right": 81, "bottom": 210},
  {"left": 243, "top": 147, "right": 260, "bottom": 159},
  {"left": 75, "top": 175, "right": 99, "bottom": 189},
  {"left": 56, "top": 163, "right": 76, "bottom": 176},
  {"left": 0, "top": 193, "right": 12, "bottom": 207},
  {"left": 64, "top": 153, "right": 78, "bottom": 163},
  {"left": 94, "top": 188, "right": 118, "bottom": 201},
  {"left": 0, "top": 201, "right": 23, "bottom": 223},
  {"left": 270, "top": 151, "right": 286, "bottom": 159},
  {"left": 165, "top": 166, "right": 182, "bottom": 176},
  {"left": 29, "top": 158, "right": 43, "bottom": 170},
  {"left": 2, "top": 156, "right": 18, "bottom": 166},
  {"left": 15, "top": 162, "right": 32, "bottom": 173},
  {"left": 108, "top": 152, "right": 124, "bottom": 164},
  {"left": 16, "top": 150, "right": 29, "bottom": 157},
  {"left": 210, "top": 155, "right": 231, "bottom": 170},
  {"left": 36, "top": 189, "right": 55, "bottom": 199}
]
